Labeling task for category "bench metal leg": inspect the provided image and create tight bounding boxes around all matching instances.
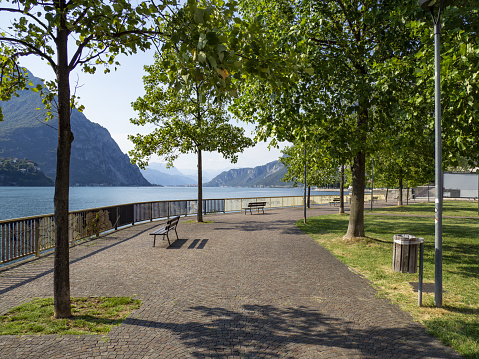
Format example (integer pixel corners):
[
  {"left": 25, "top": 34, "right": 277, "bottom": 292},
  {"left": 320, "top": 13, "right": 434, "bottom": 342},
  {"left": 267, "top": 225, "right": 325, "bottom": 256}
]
[{"left": 165, "top": 233, "right": 171, "bottom": 246}]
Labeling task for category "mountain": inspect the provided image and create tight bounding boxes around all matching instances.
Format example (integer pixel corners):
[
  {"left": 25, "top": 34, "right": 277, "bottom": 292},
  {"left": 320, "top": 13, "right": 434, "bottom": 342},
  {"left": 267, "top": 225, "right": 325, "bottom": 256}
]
[
  {"left": 204, "top": 160, "right": 293, "bottom": 187},
  {"left": 0, "top": 157, "right": 54, "bottom": 186},
  {"left": 0, "top": 72, "right": 150, "bottom": 186},
  {"left": 141, "top": 168, "right": 196, "bottom": 186},
  {"left": 175, "top": 167, "right": 222, "bottom": 183}
]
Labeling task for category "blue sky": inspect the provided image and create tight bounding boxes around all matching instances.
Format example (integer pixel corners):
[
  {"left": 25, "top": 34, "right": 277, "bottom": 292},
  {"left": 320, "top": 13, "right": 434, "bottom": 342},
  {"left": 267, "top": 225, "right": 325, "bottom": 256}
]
[{"left": 18, "top": 48, "right": 285, "bottom": 175}]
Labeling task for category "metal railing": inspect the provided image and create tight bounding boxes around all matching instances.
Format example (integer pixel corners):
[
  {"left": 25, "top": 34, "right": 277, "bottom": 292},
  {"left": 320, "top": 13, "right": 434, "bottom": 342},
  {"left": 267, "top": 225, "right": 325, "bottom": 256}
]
[{"left": 0, "top": 194, "right": 361, "bottom": 265}]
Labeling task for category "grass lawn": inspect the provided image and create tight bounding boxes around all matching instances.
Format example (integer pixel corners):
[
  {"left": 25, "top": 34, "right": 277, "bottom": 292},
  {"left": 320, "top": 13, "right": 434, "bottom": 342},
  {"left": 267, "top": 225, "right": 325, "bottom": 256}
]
[
  {"left": 297, "top": 201, "right": 479, "bottom": 359},
  {"left": 0, "top": 297, "right": 141, "bottom": 335},
  {"left": 371, "top": 199, "right": 479, "bottom": 217}
]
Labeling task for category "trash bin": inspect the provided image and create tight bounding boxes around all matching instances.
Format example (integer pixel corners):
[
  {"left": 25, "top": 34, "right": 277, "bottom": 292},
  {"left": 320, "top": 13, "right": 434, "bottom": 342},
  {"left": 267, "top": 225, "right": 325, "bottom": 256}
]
[{"left": 392, "top": 234, "right": 424, "bottom": 273}]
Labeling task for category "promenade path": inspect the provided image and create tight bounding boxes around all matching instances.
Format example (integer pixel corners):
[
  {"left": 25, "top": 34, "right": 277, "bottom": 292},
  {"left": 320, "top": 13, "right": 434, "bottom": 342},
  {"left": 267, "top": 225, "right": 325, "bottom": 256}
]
[{"left": 0, "top": 204, "right": 461, "bottom": 358}]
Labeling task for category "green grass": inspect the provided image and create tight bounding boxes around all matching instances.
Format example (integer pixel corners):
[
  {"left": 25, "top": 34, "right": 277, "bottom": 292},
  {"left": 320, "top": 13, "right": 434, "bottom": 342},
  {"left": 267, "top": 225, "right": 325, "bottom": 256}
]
[
  {"left": 182, "top": 219, "right": 214, "bottom": 223},
  {"left": 297, "top": 202, "right": 479, "bottom": 358},
  {"left": 0, "top": 297, "right": 141, "bottom": 335},
  {"left": 369, "top": 200, "right": 479, "bottom": 217}
]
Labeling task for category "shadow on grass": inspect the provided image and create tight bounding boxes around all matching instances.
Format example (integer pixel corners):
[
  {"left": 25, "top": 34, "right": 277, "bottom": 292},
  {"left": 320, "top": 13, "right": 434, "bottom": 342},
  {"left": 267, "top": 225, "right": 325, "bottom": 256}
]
[
  {"left": 377, "top": 202, "right": 479, "bottom": 217},
  {"left": 424, "top": 316, "right": 479, "bottom": 359},
  {"left": 300, "top": 213, "right": 479, "bottom": 289}
]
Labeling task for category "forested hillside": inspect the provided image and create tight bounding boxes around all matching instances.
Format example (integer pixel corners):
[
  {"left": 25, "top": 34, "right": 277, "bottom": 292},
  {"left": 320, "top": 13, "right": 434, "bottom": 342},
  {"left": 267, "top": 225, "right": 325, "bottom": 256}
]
[{"left": 0, "top": 157, "right": 54, "bottom": 186}]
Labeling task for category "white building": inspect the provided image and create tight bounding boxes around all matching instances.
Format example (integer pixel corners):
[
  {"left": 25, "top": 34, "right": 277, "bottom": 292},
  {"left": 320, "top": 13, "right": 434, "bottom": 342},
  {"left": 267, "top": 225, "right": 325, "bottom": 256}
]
[{"left": 443, "top": 172, "right": 478, "bottom": 198}]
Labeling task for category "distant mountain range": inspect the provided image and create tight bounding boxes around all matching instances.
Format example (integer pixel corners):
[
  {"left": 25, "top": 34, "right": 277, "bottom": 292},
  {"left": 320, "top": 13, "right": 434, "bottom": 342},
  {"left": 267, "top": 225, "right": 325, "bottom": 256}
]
[
  {"left": 0, "top": 72, "right": 150, "bottom": 186},
  {"left": 142, "top": 162, "right": 222, "bottom": 186},
  {"left": 141, "top": 162, "right": 197, "bottom": 186},
  {"left": 205, "top": 160, "right": 293, "bottom": 187}
]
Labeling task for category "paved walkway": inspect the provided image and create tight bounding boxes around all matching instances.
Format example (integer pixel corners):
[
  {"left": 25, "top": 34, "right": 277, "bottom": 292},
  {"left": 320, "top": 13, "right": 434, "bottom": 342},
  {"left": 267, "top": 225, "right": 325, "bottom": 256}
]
[{"left": 0, "top": 205, "right": 461, "bottom": 358}]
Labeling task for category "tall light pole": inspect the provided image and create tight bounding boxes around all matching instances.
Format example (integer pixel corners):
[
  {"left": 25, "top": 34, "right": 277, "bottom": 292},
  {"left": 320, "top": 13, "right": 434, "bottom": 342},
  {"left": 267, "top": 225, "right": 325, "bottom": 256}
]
[
  {"left": 418, "top": 0, "right": 452, "bottom": 308},
  {"left": 304, "top": 140, "right": 307, "bottom": 224}
]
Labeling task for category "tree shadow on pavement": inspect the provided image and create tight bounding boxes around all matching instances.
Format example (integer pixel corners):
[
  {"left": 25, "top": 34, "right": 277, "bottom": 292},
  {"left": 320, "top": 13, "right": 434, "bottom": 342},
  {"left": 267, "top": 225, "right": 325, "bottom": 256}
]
[{"left": 123, "top": 303, "right": 460, "bottom": 358}]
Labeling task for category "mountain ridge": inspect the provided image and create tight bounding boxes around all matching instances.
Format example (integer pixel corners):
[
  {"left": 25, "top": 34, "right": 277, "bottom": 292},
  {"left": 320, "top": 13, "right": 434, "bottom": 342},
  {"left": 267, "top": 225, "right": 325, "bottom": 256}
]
[{"left": 204, "top": 160, "right": 293, "bottom": 187}]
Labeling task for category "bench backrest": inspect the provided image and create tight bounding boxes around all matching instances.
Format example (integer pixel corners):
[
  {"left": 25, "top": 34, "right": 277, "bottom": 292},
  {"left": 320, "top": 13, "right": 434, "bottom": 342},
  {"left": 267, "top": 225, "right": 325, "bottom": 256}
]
[
  {"left": 248, "top": 202, "right": 266, "bottom": 207},
  {"left": 166, "top": 216, "right": 180, "bottom": 230}
]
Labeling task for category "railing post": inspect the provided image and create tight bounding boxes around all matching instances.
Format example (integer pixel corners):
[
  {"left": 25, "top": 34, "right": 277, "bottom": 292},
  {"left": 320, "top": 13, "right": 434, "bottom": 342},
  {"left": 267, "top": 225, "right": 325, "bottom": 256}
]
[
  {"left": 150, "top": 202, "right": 153, "bottom": 222},
  {"left": 115, "top": 206, "right": 118, "bottom": 230},
  {"left": 1, "top": 224, "right": 4, "bottom": 263},
  {"left": 35, "top": 219, "right": 40, "bottom": 257}
]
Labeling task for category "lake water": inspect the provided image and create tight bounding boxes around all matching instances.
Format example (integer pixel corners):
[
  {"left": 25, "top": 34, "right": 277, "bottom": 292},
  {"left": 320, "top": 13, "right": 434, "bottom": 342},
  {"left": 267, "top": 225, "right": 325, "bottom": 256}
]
[{"left": 0, "top": 187, "right": 342, "bottom": 221}]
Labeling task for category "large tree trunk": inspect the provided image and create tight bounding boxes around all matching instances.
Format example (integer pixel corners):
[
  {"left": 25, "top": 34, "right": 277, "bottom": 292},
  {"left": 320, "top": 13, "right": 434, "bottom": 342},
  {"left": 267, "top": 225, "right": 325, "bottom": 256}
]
[
  {"left": 339, "top": 163, "right": 345, "bottom": 214},
  {"left": 344, "top": 151, "right": 366, "bottom": 239},
  {"left": 197, "top": 147, "right": 203, "bottom": 222},
  {"left": 53, "top": 6, "right": 72, "bottom": 319}
]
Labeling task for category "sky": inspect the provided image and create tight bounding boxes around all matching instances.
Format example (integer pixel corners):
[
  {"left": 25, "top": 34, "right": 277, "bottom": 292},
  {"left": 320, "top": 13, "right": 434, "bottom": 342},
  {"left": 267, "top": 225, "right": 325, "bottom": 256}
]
[{"left": 17, "top": 48, "right": 287, "bottom": 175}]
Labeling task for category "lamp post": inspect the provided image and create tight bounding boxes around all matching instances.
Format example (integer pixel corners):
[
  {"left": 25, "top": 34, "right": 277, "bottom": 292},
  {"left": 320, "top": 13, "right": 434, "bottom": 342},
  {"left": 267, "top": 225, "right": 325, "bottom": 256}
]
[
  {"left": 418, "top": 0, "right": 452, "bottom": 308},
  {"left": 304, "top": 141, "right": 307, "bottom": 224}
]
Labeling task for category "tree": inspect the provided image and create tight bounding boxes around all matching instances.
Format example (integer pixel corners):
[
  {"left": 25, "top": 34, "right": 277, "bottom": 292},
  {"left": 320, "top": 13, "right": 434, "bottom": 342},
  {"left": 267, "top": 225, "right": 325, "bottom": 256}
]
[
  {"left": 0, "top": 0, "right": 178, "bottom": 318},
  {"left": 129, "top": 50, "right": 254, "bottom": 222},
  {"left": 234, "top": 0, "right": 428, "bottom": 239},
  {"left": 280, "top": 138, "right": 344, "bottom": 185},
  {"left": 281, "top": 140, "right": 351, "bottom": 208},
  {"left": 367, "top": 114, "right": 435, "bottom": 206}
]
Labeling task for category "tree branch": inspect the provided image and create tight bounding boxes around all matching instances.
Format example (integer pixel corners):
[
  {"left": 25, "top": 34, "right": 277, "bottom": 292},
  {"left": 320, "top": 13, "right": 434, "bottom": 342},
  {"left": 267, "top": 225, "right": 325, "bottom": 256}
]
[
  {"left": 335, "top": 0, "right": 361, "bottom": 43},
  {"left": 0, "top": 7, "right": 56, "bottom": 41},
  {"left": 0, "top": 37, "right": 57, "bottom": 71}
]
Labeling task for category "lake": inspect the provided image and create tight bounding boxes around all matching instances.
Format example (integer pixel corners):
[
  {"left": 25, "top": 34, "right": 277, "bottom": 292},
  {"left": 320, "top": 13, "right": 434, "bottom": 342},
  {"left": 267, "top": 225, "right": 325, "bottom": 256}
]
[{"left": 0, "top": 186, "right": 343, "bottom": 221}]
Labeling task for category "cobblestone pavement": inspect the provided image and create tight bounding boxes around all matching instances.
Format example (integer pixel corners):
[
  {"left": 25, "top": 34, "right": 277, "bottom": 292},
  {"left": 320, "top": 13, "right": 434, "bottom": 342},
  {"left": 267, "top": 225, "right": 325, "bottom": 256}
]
[{"left": 0, "top": 204, "right": 462, "bottom": 358}]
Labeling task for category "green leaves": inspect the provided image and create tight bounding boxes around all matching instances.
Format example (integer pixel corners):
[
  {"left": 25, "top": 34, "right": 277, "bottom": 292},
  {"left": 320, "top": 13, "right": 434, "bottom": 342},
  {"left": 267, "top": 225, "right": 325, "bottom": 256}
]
[
  {"left": 0, "top": 45, "right": 31, "bottom": 121},
  {"left": 198, "top": 32, "right": 207, "bottom": 49}
]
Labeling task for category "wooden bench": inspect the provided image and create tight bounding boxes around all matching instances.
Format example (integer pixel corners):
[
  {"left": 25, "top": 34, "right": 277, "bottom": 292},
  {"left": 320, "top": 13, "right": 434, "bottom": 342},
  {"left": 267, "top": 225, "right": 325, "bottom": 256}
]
[
  {"left": 150, "top": 216, "right": 180, "bottom": 246},
  {"left": 330, "top": 198, "right": 341, "bottom": 206},
  {"left": 244, "top": 202, "right": 266, "bottom": 215}
]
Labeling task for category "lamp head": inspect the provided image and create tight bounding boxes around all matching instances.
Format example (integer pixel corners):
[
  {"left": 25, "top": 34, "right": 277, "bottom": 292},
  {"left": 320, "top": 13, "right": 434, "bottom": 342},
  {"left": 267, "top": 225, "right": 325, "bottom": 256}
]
[{"left": 418, "top": 0, "right": 453, "bottom": 11}]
